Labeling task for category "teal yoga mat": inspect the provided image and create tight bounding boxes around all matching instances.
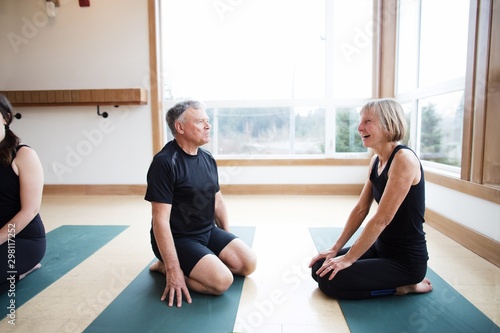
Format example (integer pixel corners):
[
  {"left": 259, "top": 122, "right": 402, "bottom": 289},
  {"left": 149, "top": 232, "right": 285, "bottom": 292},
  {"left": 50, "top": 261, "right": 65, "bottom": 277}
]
[
  {"left": 1, "top": 225, "right": 128, "bottom": 309},
  {"left": 84, "top": 226, "right": 256, "bottom": 333},
  {"left": 309, "top": 227, "right": 500, "bottom": 333}
]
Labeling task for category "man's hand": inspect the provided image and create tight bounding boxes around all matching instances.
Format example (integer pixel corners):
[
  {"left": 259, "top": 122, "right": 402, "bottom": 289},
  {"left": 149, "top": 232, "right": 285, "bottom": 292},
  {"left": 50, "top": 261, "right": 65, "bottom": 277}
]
[{"left": 162, "top": 268, "right": 192, "bottom": 307}]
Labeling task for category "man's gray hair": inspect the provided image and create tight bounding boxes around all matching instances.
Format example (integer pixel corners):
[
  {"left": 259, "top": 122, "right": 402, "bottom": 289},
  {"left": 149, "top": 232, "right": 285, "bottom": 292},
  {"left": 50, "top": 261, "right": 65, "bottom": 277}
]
[{"left": 166, "top": 100, "right": 204, "bottom": 137}]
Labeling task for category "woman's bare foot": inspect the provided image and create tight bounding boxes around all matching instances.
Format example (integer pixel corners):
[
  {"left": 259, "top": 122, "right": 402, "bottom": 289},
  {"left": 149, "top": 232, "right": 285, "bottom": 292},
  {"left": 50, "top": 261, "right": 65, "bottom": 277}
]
[
  {"left": 395, "top": 278, "right": 432, "bottom": 295},
  {"left": 19, "top": 263, "right": 42, "bottom": 281},
  {"left": 149, "top": 260, "right": 166, "bottom": 275}
]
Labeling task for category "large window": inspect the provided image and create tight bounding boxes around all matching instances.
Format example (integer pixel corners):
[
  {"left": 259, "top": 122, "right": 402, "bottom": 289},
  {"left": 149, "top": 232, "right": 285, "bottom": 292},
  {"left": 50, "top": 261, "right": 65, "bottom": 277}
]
[
  {"left": 396, "top": 0, "right": 469, "bottom": 173},
  {"left": 160, "top": 0, "right": 373, "bottom": 157},
  {"left": 206, "top": 106, "right": 326, "bottom": 156}
]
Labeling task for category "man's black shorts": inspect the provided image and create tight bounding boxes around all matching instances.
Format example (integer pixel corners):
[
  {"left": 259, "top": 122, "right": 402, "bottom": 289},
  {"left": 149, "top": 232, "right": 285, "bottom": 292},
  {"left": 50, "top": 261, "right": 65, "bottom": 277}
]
[{"left": 151, "top": 226, "right": 237, "bottom": 276}]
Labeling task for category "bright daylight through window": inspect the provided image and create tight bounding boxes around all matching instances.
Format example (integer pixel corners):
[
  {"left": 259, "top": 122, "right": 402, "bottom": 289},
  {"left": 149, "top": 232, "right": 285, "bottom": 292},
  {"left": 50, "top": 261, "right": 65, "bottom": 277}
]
[
  {"left": 396, "top": 0, "right": 469, "bottom": 171},
  {"left": 160, "top": 0, "right": 469, "bottom": 167},
  {"left": 160, "top": 0, "right": 373, "bottom": 157}
]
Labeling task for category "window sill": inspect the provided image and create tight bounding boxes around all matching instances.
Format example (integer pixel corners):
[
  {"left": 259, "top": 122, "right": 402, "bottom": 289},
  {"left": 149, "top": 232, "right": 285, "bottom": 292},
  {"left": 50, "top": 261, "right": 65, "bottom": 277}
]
[
  {"left": 216, "top": 157, "right": 371, "bottom": 167},
  {"left": 425, "top": 169, "right": 500, "bottom": 204}
]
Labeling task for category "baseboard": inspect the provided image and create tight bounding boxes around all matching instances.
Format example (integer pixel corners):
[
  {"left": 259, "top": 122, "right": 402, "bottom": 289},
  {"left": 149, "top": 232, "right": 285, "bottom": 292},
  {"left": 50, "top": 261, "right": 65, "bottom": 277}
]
[
  {"left": 43, "top": 184, "right": 147, "bottom": 195},
  {"left": 43, "top": 184, "right": 364, "bottom": 196},
  {"left": 219, "top": 184, "right": 364, "bottom": 195},
  {"left": 425, "top": 209, "right": 500, "bottom": 267}
]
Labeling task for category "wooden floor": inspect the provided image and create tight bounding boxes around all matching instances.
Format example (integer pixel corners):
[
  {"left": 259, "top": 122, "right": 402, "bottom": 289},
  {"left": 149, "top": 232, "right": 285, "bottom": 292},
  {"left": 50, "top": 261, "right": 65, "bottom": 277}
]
[{"left": 1, "top": 194, "right": 498, "bottom": 332}]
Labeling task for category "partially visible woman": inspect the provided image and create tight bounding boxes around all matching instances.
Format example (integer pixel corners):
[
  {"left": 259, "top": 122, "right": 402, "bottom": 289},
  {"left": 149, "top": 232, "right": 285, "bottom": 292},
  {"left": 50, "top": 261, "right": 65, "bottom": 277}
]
[
  {"left": 309, "top": 98, "right": 432, "bottom": 299},
  {"left": 0, "top": 94, "right": 46, "bottom": 294}
]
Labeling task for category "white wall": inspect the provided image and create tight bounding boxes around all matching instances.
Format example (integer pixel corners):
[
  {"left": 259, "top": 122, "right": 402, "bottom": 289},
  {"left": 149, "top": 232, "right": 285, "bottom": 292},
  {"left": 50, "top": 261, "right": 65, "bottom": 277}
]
[
  {"left": 218, "top": 165, "right": 367, "bottom": 185},
  {"left": 426, "top": 183, "right": 500, "bottom": 242},
  {"left": 0, "top": 0, "right": 152, "bottom": 184}
]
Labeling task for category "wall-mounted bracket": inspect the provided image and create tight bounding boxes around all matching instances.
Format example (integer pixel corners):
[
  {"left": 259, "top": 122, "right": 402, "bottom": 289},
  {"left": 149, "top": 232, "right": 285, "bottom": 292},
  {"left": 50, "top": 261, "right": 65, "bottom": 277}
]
[{"left": 96, "top": 105, "right": 108, "bottom": 118}]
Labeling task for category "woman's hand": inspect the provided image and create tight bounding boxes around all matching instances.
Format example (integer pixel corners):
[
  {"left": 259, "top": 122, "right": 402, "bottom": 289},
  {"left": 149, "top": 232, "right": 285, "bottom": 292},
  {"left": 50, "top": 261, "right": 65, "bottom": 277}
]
[
  {"left": 315, "top": 255, "right": 353, "bottom": 280},
  {"left": 308, "top": 249, "right": 337, "bottom": 268}
]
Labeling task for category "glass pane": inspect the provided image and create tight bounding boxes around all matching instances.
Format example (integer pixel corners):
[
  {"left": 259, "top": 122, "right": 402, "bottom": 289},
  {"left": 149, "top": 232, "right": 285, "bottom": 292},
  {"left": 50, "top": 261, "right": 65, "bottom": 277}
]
[
  {"left": 400, "top": 102, "right": 413, "bottom": 146},
  {"left": 396, "top": 0, "right": 420, "bottom": 93},
  {"left": 214, "top": 108, "right": 290, "bottom": 155},
  {"left": 332, "top": 0, "right": 373, "bottom": 98},
  {"left": 209, "top": 107, "right": 325, "bottom": 156},
  {"left": 418, "top": 91, "right": 464, "bottom": 167},
  {"left": 419, "top": 0, "right": 469, "bottom": 87},
  {"left": 161, "top": 0, "right": 325, "bottom": 100},
  {"left": 294, "top": 107, "right": 326, "bottom": 154},
  {"left": 335, "top": 107, "right": 366, "bottom": 153}
]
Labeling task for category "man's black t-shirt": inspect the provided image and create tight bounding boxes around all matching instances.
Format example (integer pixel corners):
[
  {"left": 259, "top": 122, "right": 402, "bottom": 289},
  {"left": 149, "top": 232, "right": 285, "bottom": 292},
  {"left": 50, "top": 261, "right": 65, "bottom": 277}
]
[{"left": 145, "top": 140, "right": 220, "bottom": 236}]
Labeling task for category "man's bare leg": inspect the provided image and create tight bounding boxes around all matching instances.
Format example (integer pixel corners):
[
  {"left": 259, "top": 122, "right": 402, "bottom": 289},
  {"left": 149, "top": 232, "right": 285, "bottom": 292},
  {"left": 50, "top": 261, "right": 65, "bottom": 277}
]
[
  {"left": 187, "top": 255, "right": 234, "bottom": 295},
  {"left": 150, "top": 256, "right": 234, "bottom": 295},
  {"left": 219, "top": 238, "right": 257, "bottom": 276}
]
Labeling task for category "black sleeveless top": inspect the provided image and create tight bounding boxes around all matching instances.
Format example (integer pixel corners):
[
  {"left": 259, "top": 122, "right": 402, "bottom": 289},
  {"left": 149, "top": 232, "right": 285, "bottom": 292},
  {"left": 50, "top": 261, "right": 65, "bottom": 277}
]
[
  {"left": 370, "top": 145, "right": 428, "bottom": 264},
  {"left": 0, "top": 145, "right": 45, "bottom": 239}
]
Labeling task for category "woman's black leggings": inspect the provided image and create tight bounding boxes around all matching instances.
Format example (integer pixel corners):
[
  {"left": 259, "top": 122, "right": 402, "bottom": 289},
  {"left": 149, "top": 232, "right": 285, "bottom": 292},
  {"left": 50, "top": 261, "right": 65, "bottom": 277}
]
[
  {"left": 311, "top": 246, "right": 427, "bottom": 300},
  {"left": 0, "top": 236, "right": 46, "bottom": 294}
]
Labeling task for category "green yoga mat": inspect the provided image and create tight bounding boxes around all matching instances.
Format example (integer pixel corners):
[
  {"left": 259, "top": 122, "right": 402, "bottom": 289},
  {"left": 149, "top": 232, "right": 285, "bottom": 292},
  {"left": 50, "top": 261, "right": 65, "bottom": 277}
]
[
  {"left": 84, "top": 226, "right": 256, "bottom": 333},
  {"left": 1, "top": 225, "right": 128, "bottom": 310},
  {"left": 309, "top": 227, "right": 500, "bottom": 333}
]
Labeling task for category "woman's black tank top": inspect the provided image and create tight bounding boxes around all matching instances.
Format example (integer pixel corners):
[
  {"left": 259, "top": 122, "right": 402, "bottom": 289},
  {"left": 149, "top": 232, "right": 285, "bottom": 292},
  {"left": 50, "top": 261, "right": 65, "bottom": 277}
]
[
  {"left": 370, "top": 145, "right": 428, "bottom": 263},
  {"left": 0, "top": 145, "right": 45, "bottom": 238}
]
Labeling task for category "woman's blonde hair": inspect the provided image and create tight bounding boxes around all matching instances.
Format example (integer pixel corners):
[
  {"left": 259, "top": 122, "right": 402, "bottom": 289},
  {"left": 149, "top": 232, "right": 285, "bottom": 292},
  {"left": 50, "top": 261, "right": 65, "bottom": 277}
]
[{"left": 360, "top": 98, "right": 407, "bottom": 142}]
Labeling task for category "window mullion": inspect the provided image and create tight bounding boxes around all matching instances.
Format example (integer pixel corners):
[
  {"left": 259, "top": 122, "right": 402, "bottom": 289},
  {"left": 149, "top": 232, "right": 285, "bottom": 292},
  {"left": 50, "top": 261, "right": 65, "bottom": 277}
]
[{"left": 325, "top": 0, "right": 335, "bottom": 157}]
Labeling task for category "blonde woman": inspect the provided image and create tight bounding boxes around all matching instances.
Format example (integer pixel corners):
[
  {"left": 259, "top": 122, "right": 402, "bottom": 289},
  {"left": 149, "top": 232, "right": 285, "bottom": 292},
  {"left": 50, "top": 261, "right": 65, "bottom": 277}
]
[{"left": 310, "top": 98, "right": 432, "bottom": 299}]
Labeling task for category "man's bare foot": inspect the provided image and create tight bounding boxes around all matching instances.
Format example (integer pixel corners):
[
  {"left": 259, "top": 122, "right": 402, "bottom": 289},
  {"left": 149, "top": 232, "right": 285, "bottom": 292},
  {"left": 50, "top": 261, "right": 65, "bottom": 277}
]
[
  {"left": 149, "top": 260, "right": 166, "bottom": 275},
  {"left": 19, "top": 263, "right": 41, "bottom": 281},
  {"left": 395, "top": 278, "right": 432, "bottom": 295}
]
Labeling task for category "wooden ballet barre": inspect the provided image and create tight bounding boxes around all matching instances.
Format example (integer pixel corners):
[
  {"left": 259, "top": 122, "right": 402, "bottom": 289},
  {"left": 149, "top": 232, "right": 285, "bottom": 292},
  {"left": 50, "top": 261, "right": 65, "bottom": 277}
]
[{"left": 0, "top": 88, "right": 148, "bottom": 107}]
